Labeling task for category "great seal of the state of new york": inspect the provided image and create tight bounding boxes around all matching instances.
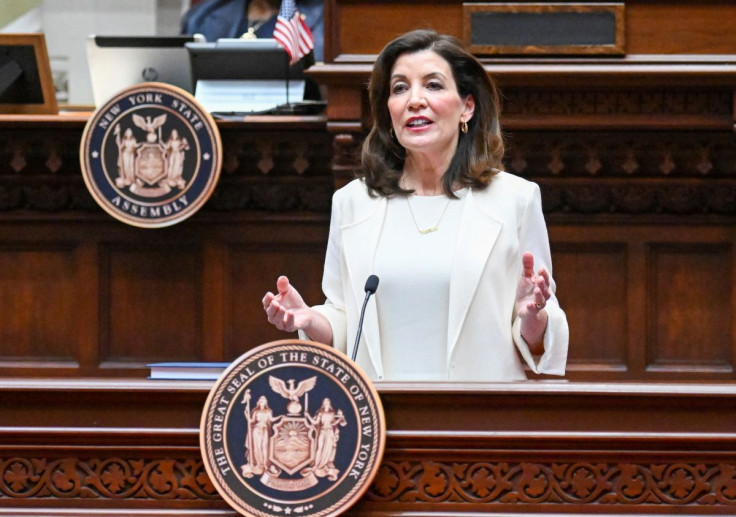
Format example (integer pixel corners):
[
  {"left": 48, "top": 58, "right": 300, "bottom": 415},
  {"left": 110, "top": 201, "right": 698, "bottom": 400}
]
[{"left": 200, "top": 339, "right": 386, "bottom": 517}]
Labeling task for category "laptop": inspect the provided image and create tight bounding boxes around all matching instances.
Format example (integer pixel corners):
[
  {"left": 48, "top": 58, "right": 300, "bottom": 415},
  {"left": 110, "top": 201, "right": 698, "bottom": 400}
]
[{"left": 86, "top": 35, "right": 203, "bottom": 107}]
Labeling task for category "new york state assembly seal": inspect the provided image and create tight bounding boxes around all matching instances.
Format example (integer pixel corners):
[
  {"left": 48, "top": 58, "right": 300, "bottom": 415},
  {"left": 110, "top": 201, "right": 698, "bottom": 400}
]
[
  {"left": 80, "top": 82, "right": 221, "bottom": 228},
  {"left": 200, "top": 340, "right": 386, "bottom": 517}
]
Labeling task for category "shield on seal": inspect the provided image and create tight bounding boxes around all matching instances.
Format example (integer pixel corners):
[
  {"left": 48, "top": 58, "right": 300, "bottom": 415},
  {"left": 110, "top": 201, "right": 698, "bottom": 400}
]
[
  {"left": 270, "top": 416, "right": 314, "bottom": 475},
  {"left": 135, "top": 143, "right": 167, "bottom": 185}
]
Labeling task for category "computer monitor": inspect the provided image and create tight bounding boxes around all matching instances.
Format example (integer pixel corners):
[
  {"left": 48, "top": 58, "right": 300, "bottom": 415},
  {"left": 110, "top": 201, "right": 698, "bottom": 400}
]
[
  {"left": 186, "top": 39, "right": 317, "bottom": 114},
  {"left": 187, "top": 38, "right": 305, "bottom": 82},
  {"left": 86, "top": 35, "right": 200, "bottom": 107}
]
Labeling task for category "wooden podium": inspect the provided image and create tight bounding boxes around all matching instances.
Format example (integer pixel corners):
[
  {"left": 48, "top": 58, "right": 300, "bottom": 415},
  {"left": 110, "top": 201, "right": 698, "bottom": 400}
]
[{"left": 0, "top": 379, "right": 735, "bottom": 515}]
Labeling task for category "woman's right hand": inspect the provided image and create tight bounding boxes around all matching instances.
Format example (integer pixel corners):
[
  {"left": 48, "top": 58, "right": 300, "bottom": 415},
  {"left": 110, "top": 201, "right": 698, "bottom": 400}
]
[
  {"left": 262, "top": 276, "right": 312, "bottom": 332},
  {"left": 262, "top": 276, "right": 334, "bottom": 345}
]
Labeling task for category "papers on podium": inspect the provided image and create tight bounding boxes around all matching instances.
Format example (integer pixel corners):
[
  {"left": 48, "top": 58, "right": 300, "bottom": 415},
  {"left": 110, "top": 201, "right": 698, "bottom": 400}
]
[
  {"left": 148, "top": 362, "right": 229, "bottom": 380},
  {"left": 194, "top": 79, "right": 305, "bottom": 114}
]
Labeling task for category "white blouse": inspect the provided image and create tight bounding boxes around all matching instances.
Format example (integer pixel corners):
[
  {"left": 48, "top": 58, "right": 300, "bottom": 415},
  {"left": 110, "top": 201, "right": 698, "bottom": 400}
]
[{"left": 373, "top": 189, "right": 468, "bottom": 380}]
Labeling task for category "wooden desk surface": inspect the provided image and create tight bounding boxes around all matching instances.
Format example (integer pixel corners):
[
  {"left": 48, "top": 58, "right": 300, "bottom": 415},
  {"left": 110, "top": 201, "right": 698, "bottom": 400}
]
[{"left": 0, "top": 112, "right": 327, "bottom": 129}]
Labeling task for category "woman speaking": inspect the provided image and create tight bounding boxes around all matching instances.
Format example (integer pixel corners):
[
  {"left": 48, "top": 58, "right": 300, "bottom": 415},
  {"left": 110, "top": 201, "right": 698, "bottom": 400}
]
[{"left": 263, "top": 30, "right": 569, "bottom": 381}]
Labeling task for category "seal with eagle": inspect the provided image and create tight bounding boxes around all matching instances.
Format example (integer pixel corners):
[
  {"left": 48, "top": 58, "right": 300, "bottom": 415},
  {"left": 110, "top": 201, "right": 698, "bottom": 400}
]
[{"left": 268, "top": 375, "right": 317, "bottom": 415}]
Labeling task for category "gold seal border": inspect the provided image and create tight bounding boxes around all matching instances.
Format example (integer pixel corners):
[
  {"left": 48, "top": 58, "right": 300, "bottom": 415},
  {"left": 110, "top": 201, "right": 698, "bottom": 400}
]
[
  {"left": 200, "top": 339, "right": 387, "bottom": 517},
  {"left": 79, "top": 81, "right": 223, "bottom": 229}
]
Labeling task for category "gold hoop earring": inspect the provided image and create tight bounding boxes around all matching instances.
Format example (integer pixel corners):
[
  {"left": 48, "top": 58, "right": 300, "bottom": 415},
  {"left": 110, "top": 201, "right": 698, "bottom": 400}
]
[{"left": 460, "top": 121, "right": 468, "bottom": 134}]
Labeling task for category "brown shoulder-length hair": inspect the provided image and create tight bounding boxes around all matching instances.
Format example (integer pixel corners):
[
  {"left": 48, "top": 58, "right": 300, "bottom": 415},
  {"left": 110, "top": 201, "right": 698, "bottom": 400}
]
[{"left": 358, "top": 29, "right": 504, "bottom": 198}]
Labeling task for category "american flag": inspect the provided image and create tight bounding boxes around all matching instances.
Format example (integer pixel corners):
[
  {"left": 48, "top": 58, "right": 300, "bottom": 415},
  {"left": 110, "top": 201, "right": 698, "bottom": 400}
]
[{"left": 273, "top": 0, "right": 314, "bottom": 65}]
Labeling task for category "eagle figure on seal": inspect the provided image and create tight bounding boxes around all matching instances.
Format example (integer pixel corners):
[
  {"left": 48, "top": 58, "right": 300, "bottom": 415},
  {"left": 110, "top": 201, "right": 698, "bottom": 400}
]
[
  {"left": 132, "top": 114, "right": 167, "bottom": 143},
  {"left": 269, "top": 375, "right": 317, "bottom": 415}
]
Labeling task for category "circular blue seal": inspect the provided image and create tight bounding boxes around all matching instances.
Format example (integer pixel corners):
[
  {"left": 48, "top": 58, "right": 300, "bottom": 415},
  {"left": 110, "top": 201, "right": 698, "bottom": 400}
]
[
  {"left": 80, "top": 82, "right": 222, "bottom": 228},
  {"left": 200, "top": 340, "right": 386, "bottom": 517}
]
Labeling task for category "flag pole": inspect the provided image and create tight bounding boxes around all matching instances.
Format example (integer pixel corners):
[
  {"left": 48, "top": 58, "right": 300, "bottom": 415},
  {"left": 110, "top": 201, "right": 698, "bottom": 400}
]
[{"left": 285, "top": 53, "right": 291, "bottom": 107}]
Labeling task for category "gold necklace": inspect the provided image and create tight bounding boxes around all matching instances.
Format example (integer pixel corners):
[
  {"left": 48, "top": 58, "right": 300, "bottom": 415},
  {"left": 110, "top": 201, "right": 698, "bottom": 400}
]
[{"left": 405, "top": 196, "right": 451, "bottom": 234}]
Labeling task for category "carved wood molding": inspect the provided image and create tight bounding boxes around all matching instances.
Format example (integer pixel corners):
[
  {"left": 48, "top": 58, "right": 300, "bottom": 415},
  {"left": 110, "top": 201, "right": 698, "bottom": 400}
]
[
  {"left": 368, "top": 460, "right": 736, "bottom": 508},
  {"left": 4, "top": 129, "right": 734, "bottom": 217},
  {"left": 0, "top": 125, "right": 334, "bottom": 214},
  {"left": 503, "top": 90, "right": 732, "bottom": 120},
  {"left": 535, "top": 178, "right": 736, "bottom": 216},
  {"left": 1, "top": 381, "right": 735, "bottom": 511},
  {"left": 1, "top": 453, "right": 734, "bottom": 511},
  {"left": 3, "top": 113, "right": 735, "bottom": 217},
  {"left": 330, "top": 128, "right": 736, "bottom": 216},
  {"left": 0, "top": 456, "right": 220, "bottom": 502}
]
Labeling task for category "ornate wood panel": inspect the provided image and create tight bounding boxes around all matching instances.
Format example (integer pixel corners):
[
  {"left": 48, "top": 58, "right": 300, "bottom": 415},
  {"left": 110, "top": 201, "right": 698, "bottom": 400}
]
[
  {"left": 0, "top": 245, "right": 77, "bottom": 366},
  {"left": 308, "top": 25, "right": 736, "bottom": 379},
  {"left": 0, "top": 116, "right": 333, "bottom": 377},
  {"left": 0, "top": 380, "right": 735, "bottom": 515},
  {"left": 1, "top": 98, "right": 736, "bottom": 380}
]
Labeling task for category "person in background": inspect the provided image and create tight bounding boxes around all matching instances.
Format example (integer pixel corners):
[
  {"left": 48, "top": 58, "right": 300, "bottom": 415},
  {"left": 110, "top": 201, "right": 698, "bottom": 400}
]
[
  {"left": 262, "top": 30, "right": 569, "bottom": 382},
  {"left": 181, "top": 0, "right": 324, "bottom": 62}
]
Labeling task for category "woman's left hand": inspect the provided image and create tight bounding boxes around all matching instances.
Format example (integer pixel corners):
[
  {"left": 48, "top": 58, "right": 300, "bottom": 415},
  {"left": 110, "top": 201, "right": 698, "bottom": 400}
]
[{"left": 515, "top": 251, "right": 550, "bottom": 352}]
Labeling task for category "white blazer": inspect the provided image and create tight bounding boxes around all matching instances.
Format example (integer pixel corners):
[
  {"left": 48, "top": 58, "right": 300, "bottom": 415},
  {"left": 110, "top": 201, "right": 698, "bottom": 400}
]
[{"left": 303, "top": 172, "right": 569, "bottom": 381}]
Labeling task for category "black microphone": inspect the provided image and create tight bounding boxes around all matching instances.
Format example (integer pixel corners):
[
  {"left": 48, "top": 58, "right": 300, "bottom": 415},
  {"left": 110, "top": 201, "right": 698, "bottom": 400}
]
[{"left": 352, "top": 275, "right": 379, "bottom": 362}]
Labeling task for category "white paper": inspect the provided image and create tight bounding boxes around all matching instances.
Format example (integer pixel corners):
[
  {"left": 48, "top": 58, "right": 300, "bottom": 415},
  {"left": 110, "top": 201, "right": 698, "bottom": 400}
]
[{"left": 194, "top": 79, "right": 306, "bottom": 113}]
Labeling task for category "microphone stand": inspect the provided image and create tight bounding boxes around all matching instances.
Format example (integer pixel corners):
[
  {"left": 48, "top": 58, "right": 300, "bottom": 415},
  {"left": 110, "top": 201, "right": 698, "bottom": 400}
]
[
  {"left": 352, "top": 275, "right": 379, "bottom": 362},
  {"left": 277, "top": 53, "right": 297, "bottom": 114},
  {"left": 352, "top": 292, "right": 371, "bottom": 362}
]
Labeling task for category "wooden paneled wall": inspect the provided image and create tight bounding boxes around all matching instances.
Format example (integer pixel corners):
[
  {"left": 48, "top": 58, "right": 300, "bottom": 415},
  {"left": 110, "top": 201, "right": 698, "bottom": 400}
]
[
  {"left": 0, "top": 116, "right": 333, "bottom": 377},
  {"left": 310, "top": 0, "right": 736, "bottom": 381},
  {"left": 308, "top": 72, "right": 736, "bottom": 381},
  {"left": 1, "top": 110, "right": 734, "bottom": 380},
  {"left": 325, "top": 0, "right": 736, "bottom": 62},
  {"left": 0, "top": 1, "right": 735, "bottom": 381}
]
